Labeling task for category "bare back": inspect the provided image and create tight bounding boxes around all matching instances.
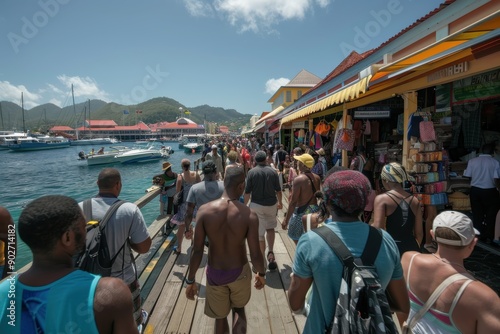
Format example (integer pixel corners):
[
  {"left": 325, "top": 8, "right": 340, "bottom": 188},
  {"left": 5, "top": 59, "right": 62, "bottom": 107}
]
[
  {"left": 291, "top": 172, "right": 320, "bottom": 207},
  {"left": 196, "top": 198, "right": 259, "bottom": 270},
  {"left": 402, "top": 252, "right": 500, "bottom": 333}
]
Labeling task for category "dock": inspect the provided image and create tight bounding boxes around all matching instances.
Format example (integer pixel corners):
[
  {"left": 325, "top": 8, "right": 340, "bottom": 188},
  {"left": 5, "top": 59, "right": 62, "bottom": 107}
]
[{"left": 135, "top": 185, "right": 307, "bottom": 334}]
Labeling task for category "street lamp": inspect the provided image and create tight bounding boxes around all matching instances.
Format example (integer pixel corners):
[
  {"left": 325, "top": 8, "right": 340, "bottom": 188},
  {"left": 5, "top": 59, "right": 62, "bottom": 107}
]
[{"left": 179, "top": 107, "right": 183, "bottom": 119}]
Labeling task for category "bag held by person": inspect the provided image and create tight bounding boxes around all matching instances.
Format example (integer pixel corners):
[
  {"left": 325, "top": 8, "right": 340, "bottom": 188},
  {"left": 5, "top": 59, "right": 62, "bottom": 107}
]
[
  {"left": 313, "top": 226, "right": 399, "bottom": 334},
  {"left": 173, "top": 177, "right": 184, "bottom": 206},
  {"left": 76, "top": 199, "right": 126, "bottom": 276}
]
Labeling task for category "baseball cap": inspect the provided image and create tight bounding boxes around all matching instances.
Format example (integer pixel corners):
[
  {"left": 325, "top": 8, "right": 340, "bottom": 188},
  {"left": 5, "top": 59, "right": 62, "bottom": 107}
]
[
  {"left": 432, "top": 211, "right": 479, "bottom": 246},
  {"left": 211, "top": 144, "right": 218, "bottom": 149},
  {"left": 202, "top": 161, "right": 217, "bottom": 174},
  {"left": 322, "top": 170, "right": 371, "bottom": 214},
  {"left": 255, "top": 150, "right": 267, "bottom": 163},
  {"left": 294, "top": 153, "right": 315, "bottom": 168}
]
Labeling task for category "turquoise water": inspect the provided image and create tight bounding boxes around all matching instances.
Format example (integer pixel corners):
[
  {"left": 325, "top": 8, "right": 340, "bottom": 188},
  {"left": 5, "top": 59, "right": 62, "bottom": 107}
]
[{"left": 0, "top": 141, "right": 201, "bottom": 270}]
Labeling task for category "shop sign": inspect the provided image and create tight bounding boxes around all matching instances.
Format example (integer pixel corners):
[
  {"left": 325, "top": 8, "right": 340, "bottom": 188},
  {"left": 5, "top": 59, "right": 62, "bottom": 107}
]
[
  {"left": 427, "top": 61, "right": 468, "bottom": 82},
  {"left": 452, "top": 68, "right": 500, "bottom": 102},
  {"left": 292, "top": 121, "right": 306, "bottom": 128},
  {"left": 354, "top": 109, "right": 390, "bottom": 119}
]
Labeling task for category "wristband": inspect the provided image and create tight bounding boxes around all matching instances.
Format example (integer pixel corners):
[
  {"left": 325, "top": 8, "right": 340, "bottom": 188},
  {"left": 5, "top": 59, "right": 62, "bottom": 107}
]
[{"left": 185, "top": 277, "right": 195, "bottom": 285}]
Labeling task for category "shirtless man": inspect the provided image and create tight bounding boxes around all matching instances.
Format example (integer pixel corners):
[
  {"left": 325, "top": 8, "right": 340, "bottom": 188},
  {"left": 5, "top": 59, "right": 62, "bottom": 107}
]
[
  {"left": 0, "top": 195, "right": 138, "bottom": 334},
  {"left": 282, "top": 153, "right": 321, "bottom": 244},
  {"left": 401, "top": 211, "right": 500, "bottom": 333},
  {"left": 185, "top": 167, "right": 266, "bottom": 334}
]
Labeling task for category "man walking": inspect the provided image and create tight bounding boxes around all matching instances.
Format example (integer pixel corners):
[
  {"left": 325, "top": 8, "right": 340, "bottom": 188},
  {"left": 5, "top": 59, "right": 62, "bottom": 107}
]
[
  {"left": 244, "top": 150, "right": 282, "bottom": 271},
  {"left": 288, "top": 171, "right": 409, "bottom": 333},
  {"left": 205, "top": 144, "right": 224, "bottom": 180},
  {"left": 0, "top": 195, "right": 138, "bottom": 334},
  {"left": 185, "top": 167, "right": 266, "bottom": 334},
  {"left": 183, "top": 161, "right": 225, "bottom": 239},
  {"left": 80, "top": 168, "right": 152, "bottom": 327},
  {"left": 463, "top": 143, "right": 500, "bottom": 242}
]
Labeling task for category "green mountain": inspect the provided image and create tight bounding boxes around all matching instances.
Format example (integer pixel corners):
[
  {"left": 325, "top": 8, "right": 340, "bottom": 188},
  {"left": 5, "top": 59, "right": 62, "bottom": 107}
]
[{"left": 0, "top": 97, "right": 253, "bottom": 132}]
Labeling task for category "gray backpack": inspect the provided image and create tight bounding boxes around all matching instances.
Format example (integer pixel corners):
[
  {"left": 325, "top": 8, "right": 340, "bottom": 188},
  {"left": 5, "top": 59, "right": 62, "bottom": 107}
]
[
  {"left": 312, "top": 226, "right": 398, "bottom": 334},
  {"left": 75, "top": 199, "right": 125, "bottom": 276}
]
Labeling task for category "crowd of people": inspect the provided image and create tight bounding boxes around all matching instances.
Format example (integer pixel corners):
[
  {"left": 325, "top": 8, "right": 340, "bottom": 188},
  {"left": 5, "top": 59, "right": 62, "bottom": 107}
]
[{"left": 1, "top": 136, "right": 499, "bottom": 333}]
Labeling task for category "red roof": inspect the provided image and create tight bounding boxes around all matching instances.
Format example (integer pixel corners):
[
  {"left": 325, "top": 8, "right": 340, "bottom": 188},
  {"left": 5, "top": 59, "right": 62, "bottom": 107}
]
[
  {"left": 219, "top": 126, "right": 229, "bottom": 133},
  {"left": 50, "top": 125, "right": 73, "bottom": 131},
  {"left": 87, "top": 120, "right": 118, "bottom": 127}
]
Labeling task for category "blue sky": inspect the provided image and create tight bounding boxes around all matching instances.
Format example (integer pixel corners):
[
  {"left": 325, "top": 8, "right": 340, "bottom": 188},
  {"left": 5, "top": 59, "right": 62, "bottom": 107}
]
[{"left": 0, "top": 0, "right": 444, "bottom": 115}]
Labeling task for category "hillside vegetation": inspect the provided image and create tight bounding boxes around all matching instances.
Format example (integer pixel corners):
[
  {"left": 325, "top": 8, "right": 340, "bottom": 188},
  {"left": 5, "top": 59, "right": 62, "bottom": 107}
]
[{"left": 0, "top": 97, "right": 253, "bottom": 132}]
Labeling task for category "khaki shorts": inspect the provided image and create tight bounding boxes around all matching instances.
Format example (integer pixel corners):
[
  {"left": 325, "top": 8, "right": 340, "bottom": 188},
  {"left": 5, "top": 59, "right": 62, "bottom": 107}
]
[
  {"left": 205, "top": 263, "right": 252, "bottom": 319},
  {"left": 249, "top": 202, "right": 278, "bottom": 240}
]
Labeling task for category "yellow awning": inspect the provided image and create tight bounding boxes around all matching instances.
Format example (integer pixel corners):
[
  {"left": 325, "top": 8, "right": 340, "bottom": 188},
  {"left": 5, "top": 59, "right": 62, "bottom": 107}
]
[
  {"left": 256, "top": 106, "right": 284, "bottom": 124},
  {"left": 280, "top": 75, "right": 371, "bottom": 124},
  {"left": 371, "top": 14, "right": 500, "bottom": 83}
]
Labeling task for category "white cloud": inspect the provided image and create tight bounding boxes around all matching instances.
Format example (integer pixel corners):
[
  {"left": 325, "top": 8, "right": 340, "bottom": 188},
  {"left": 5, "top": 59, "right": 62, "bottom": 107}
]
[
  {"left": 265, "top": 77, "right": 290, "bottom": 94},
  {"left": 184, "top": 0, "right": 214, "bottom": 17},
  {"left": 0, "top": 76, "right": 111, "bottom": 110},
  {"left": 57, "top": 75, "right": 111, "bottom": 101},
  {"left": 0, "top": 81, "right": 42, "bottom": 109},
  {"left": 211, "top": 0, "right": 332, "bottom": 32}
]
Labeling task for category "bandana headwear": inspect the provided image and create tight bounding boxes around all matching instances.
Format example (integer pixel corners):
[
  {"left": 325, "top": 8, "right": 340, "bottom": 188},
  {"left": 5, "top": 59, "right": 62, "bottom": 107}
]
[
  {"left": 381, "top": 162, "right": 407, "bottom": 184},
  {"left": 322, "top": 170, "right": 371, "bottom": 214}
]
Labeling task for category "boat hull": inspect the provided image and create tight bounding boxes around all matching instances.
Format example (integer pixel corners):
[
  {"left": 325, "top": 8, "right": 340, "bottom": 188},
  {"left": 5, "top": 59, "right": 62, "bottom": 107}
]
[
  {"left": 9, "top": 142, "right": 70, "bottom": 151},
  {"left": 70, "top": 138, "right": 115, "bottom": 146}
]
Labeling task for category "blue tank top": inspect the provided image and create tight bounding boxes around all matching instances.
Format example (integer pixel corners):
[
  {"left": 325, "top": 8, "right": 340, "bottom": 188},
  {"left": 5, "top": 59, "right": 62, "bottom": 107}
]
[{"left": 0, "top": 270, "right": 100, "bottom": 334}]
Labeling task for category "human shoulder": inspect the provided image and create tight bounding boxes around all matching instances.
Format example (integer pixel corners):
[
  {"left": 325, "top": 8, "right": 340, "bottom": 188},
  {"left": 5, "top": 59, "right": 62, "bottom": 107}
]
[{"left": 95, "top": 276, "right": 133, "bottom": 309}]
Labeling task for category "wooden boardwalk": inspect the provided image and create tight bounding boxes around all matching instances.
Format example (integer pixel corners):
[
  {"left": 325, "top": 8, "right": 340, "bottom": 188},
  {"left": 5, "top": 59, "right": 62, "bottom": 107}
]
[{"left": 136, "top": 188, "right": 306, "bottom": 334}]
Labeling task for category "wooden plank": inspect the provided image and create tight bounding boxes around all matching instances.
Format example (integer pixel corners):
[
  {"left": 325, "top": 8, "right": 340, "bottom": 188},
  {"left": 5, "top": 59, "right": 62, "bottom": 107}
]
[{"left": 189, "top": 250, "right": 215, "bottom": 334}]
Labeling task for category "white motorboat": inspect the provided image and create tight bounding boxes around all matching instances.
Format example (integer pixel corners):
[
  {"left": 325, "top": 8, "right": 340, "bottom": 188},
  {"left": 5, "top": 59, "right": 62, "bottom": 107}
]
[
  {"left": 78, "top": 146, "right": 132, "bottom": 166},
  {"left": 114, "top": 146, "right": 163, "bottom": 164}
]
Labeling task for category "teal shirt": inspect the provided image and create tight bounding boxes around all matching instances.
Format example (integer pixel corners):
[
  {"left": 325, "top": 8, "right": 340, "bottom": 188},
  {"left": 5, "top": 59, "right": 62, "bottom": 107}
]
[
  {"left": 0, "top": 270, "right": 100, "bottom": 334},
  {"left": 293, "top": 221, "right": 402, "bottom": 334}
]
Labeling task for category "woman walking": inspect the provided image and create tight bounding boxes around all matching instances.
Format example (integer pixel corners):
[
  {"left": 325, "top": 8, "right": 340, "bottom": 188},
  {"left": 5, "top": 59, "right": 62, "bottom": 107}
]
[
  {"left": 372, "top": 162, "right": 423, "bottom": 256},
  {"left": 171, "top": 159, "right": 201, "bottom": 254}
]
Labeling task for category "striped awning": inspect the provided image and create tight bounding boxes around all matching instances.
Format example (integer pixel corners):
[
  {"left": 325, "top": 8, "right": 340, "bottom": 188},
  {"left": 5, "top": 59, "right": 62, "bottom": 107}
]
[
  {"left": 280, "top": 75, "right": 372, "bottom": 124},
  {"left": 256, "top": 106, "right": 284, "bottom": 125}
]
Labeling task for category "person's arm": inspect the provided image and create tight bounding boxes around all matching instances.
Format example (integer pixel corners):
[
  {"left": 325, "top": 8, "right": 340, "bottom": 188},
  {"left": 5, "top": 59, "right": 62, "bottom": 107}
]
[
  {"left": 470, "top": 282, "right": 500, "bottom": 333},
  {"left": 185, "top": 207, "right": 207, "bottom": 300},
  {"left": 385, "top": 278, "right": 409, "bottom": 314},
  {"left": 94, "top": 277, "right": 139, "bottom": 334},
  {"left": 130, "top": 237, "right": 151, "bottom": 254},
  {"left": 412, "top": 198, "right": 424, "bottom": 247},
  {"left": 283, "top": 178, "right": 301, "bottom": 229},
  {"left": 0, "top": 207, "right": 15, "bottom": 279},
  {"left": 276, "top": 191, "right": 283, "bottom": 210},
  {"left": 175, "top": 174, "right": 182, "bottom": 192},
  {"left": 371, "top": 195, "right": 387, "bottom": 229},
  {"left": 288, "top": 273, "right": 313, "bottom": 313}
]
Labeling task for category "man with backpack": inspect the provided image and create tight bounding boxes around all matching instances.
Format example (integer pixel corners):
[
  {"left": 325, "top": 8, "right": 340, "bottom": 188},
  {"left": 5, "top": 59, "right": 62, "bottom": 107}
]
[
  {"left": 288, "top": 170, "right": 409, "bottom": 333},
  {"left": 0, "top": 195, "right": 139, "bottom": 334},
  {"left": 78, "top": 168, "right": 152, "bottom": 328}
]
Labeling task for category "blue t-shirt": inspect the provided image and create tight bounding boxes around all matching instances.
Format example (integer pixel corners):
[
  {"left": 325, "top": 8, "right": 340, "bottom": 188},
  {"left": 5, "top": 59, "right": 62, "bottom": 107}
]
[
  {"left": 293, "top": 221, "right": 402, "bottom": 334},
  {"left": 0, "top": 270, "right": 101, "bottom": 334}
]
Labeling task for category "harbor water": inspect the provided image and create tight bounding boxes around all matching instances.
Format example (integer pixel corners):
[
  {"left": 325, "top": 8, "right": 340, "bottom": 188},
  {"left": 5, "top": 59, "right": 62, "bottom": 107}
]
[{"left": 0, "top": 142, "right": 202, "bottom": 271}]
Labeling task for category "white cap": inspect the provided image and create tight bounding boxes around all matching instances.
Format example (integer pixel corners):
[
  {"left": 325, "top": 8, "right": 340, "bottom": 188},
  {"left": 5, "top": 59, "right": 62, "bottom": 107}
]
[
  {"left": 433, "top": 211, "right": 479, "bottom": 246},
  {"left": 211, "top": 144, "right": 218, "bottom": 149}
]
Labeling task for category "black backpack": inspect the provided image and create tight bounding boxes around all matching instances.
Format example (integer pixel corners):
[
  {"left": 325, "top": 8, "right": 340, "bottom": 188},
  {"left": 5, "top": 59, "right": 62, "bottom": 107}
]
[
  {"left": 312, "top": 226, "right": 398, "bottom": 334},
  {"left": 75, "top": 199, "right": 126, "bottom": 276}
]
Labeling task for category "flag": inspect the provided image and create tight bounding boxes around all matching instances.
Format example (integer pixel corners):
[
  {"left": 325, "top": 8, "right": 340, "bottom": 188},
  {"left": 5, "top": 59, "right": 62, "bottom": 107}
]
[
  {"left": 136, "top": 110, "right": 143, "bottom": 114},
  {"left": 123, "top": 110, "right": 129, "bottom": 114}
]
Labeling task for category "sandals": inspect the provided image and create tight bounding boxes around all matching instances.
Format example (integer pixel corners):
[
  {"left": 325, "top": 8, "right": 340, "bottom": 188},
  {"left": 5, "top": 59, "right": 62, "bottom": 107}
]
[
  {"left": 267, "top": 251, "right": 277, "bottom": 271},
  {"left": 173, "top": 245, "right": 181, "bottom": 255}
]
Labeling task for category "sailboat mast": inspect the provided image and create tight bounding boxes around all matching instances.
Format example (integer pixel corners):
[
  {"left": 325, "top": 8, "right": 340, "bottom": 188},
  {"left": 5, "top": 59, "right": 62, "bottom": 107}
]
[
  {"left": 71, "top": 84, "right": 77, "bottom": 139},
  {"left": 88, "top": 99, "right": 91, "bottom": 138},
  {"left": 0, "top": 102, "right": 4, "bottom": 130},
  {"left": 21, "top": 92, "right": 26, "bottom": 133}
]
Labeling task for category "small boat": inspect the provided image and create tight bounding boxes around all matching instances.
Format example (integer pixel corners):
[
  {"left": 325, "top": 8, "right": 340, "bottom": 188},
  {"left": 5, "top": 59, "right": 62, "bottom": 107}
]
[
  {"left": 114, "top": 146, "right": 163, "bottom": 164},
  {"left": 160, "top": 146, "right": 173, "bottom": 159},
  {"left": 70, "top": 137, "right": 117, "bottom": 146},
  {"left": 9, "top": 135, "right": 70, "bottom": 151},
  {"left": 183, "top": 142, "right": 203, "bottom": 154},
  {"left": 78, "top": 146, "right": 132, "bottom": 166}
]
